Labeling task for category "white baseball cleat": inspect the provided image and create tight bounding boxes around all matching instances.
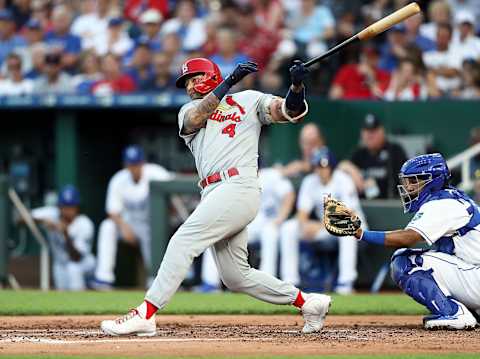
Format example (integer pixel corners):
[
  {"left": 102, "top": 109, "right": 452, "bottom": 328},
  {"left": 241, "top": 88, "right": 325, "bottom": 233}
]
[
  {"left": 424, "top": 300, "right": 477, "bottom": 330},
  {"left": 301, "top": 293, "right": 332, "bottom": 333},
  {"left": 101, "top": 309, "right": 156, "bottom": 336}
]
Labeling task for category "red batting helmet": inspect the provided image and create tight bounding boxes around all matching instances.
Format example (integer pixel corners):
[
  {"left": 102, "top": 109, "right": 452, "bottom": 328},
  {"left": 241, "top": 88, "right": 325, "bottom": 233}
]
[{"left": 175, "top": 58, "right": 223, "bottom": 94}]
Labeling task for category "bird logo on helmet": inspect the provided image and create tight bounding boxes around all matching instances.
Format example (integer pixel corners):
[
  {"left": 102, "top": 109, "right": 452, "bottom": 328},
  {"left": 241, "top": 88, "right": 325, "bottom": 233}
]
[
  {"left": 397, "top": 153, "right": 451, "bottom": 213},
  {"left": 175, "top": 58, "right": 223, "bottom": 95}
]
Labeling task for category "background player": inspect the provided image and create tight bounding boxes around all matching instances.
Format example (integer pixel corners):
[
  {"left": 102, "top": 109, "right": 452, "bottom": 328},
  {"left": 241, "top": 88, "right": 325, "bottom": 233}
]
[
  {"left": 100, "top": 57, "right": 331, "bottom": 336},
  {"left": 330, "top": 153, "right": 480, "bottom": 330},
  {"left": 92, "top": 145, "right": 173, "bottom": 289},
  {"left": 29, "top": 185, "right": 95, "bottom": 291},
  {"left": 280, "top": 148, "right": 367, "bottom": 294},
  {"left": 199, "top": 166, "right": 295, "bottom": 291}
]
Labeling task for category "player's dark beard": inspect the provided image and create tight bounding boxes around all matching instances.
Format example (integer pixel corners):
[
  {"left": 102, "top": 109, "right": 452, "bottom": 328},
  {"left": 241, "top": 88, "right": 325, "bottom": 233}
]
[{"left": 189, "top": 91, "right": 206, "bottom": 100}]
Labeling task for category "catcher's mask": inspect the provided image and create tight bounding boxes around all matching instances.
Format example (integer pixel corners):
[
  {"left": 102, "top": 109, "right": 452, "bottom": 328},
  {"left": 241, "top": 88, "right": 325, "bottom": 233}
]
[
  {"left": 397, "top": 153, "right": 450, "bottom": 213},
  {"left": 175, "top": 58, "right": 223, "bottom": 94}
]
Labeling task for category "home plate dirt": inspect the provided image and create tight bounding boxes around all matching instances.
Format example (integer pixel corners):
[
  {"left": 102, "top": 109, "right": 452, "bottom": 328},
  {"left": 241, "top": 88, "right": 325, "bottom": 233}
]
[{"left": 1, "top": 315, "right": 479, "bottom": 356}]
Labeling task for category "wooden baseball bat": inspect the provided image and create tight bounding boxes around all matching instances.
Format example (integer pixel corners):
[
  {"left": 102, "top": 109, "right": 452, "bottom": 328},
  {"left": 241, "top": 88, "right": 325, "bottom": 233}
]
[{"left": 304, "top": 2, "right": 421, "bottom": 68}]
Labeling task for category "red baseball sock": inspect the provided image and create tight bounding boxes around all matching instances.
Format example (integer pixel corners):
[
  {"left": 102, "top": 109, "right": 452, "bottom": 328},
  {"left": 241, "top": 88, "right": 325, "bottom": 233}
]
[
  {"left": 145, "top": 300, "right": 158, "bottom": 319},
  {"left": 292, "top": 291, "right": 306, "bottom": 308}
]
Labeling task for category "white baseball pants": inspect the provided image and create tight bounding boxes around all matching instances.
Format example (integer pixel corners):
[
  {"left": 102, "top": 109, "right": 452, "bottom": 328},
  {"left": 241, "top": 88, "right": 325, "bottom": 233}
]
[
  {"left": 279, "top": 218, "right": 358, "bottom": 286},
  {"left": 145, "top": 175, "right": 299, "bottom": 309},
  {"left": 95, "top": 219, "right": 151, "bottom": 284}
]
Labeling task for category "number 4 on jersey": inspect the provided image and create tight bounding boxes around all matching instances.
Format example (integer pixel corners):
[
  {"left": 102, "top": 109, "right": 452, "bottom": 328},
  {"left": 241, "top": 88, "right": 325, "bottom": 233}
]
[{"left": 222, "top": 123, "right": 236, "bottom": 138}]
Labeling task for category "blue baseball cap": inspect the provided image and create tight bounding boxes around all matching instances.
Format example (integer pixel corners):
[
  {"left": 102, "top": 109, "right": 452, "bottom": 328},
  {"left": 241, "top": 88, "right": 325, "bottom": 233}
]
[
  {"left": 123, "top": 145, "right": 145, "bottom": 165},
  {"left": 58, "top": 185, "right": 80, "bottom": 206},
  {"left": 0, "top": 9, "right": 13, "bottom": 21},
  {"left": 310, "top": 147, "right": 337, "bottom": 169},
  {"left": 108, "top": 17, "right": 124, "bottom": 27}
]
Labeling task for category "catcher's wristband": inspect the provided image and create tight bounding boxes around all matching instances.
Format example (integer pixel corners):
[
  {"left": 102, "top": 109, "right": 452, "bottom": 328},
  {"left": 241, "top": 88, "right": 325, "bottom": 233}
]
[{"left": 360, "top": 230, "right": 386, "bottom": 245}]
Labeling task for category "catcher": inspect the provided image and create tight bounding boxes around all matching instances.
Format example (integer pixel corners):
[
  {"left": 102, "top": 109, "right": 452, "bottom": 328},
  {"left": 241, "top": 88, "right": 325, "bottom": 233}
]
[{"left": 324, "top": 153, "right": 480, "bottom": 330}]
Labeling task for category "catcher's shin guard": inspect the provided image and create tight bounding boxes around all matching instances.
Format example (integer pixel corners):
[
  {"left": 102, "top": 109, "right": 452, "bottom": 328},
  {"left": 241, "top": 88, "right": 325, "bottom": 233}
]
[{"left": 390, "top": 252, "right": 458, "bottom": 316}]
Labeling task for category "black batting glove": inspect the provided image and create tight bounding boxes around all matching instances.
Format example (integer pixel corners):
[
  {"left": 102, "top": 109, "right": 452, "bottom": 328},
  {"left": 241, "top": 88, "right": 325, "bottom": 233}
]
[
  {"left": 224, "top": 61, "right": 258, "bottom": 86},
  {"left": 289, "top": 60, "right": 309, "bottom": 87}
]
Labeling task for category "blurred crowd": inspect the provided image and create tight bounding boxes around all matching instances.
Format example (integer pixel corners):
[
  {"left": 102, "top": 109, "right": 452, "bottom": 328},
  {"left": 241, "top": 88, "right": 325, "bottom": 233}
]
[{"left": 0, "top": 0, "right": 479, "bottom": 98}]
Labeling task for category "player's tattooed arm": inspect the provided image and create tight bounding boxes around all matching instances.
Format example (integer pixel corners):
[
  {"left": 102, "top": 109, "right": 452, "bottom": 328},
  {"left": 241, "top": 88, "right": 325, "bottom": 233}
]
[{"left": 182, "top": 93, "right": 220, "bottom": 134}]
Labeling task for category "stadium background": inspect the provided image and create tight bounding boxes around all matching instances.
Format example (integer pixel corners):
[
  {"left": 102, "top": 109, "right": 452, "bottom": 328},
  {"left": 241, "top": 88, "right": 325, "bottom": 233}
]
[{"left": 0, "top": 0, "right": 480, "bottom": 358}]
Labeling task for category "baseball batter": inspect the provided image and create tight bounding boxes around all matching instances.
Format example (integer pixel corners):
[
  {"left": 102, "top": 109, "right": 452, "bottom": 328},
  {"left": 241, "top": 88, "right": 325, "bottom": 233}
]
[
  {"left": 326, "top": 153, "right": 480, "bottom": 330},
  {"left": 31, "top": 185, "right": 95, "bottom": 290},
  {"left": 93, "top": 145, "right": 173, "bottom": 289},
  {"left": 200, "top": 167, "right": 296, "bottom": 290},
  {"left": 101, "top": 58, "right": 331, "bottom": 336}
]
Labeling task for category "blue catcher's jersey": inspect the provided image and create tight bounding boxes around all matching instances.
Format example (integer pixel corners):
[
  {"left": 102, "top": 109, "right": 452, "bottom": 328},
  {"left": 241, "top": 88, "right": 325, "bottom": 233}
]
[{"left": 406, "top": 187, "right": 480, "bottom": 265}]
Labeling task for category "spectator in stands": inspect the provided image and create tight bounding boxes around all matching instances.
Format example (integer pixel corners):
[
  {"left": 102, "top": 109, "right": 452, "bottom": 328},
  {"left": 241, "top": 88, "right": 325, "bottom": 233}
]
[
  {"left": 339, "top": 114, "right": 408, "bottom": 199},
  {"left": 71, "top": 0, "right": 115, "bottom": 51},
  {"left": 379, "top": 24, "right": 410, "bottom": 72},
  {"left": 361, "top": 0, "right": 391, "bottom": 25},
  {"left": 137, "top": 8, "right": 163, "bottom": 52},
  {"left": 7, "top": 18, "right": 44, "bottom": 76},
  {"left": 162, "top": 32, "right": 186, "bottom": 75},
  {"left": 92, "top": 53, "right": 136, "bottom": 95},
  {"left": 253, "top": 0, "right": 284, "bottom": 32},
  {"left": 126, "top": 41, "right": 154, "bottom": 91},
  {"left": 30, "top": 0, "right": 52, "bottom": 30},
  {"left": 447, "top": 0, "right": 480, "bottom": 26},
  {"left": 44, "top": 5, "right": 82, "bottom": 72},
  {"left": 33, "top": 52, "right": 73, "bottom": 94},
  {"left": 161, "top": 0, "right": 206, "bottom": 52},
  {"left": 92, "top": 17, "right": 133, "bottom": 57},
  {"left": 452, "top": 11, "right": 480, "bottom": 62},
  {"left": 28, "top": 185, "right": 95, "bottom": 291},
  {"left": 0, "top": 9, "right": 26, "bottom": 66},
  {"left": 420, "top": 0, "right": 453, "bottom": 42},
  {"left": 72, "top": 50, "right": 102, "bottom": 94},
  {"left": 404, "top": 13, "right": 437, "bottom": 52},
  {"left": 124, "top": 0, "right": 169, "bottom": 23},
  {"left": 210, "top": 27, "right": 249, "bottom": 77},
  {"left": 236, "top": 4, "right": 279, "bottom": 70},
  {"left": 280, "top": 123, "right": 326, "bottom": 178},
  {"left": 287, "top": 0, "right": 335, "bottom": 59},
  {"left": 453, "top": 59, "right": 480, "bottom": 99},
  {"left": 279, "top": 148, "right": 366, "bottom": 294},
  {"left": 10, "top": 0, "right": 31, "bottom": 30},
  {"left": 24, "top": 42, "right": 46, "bottom": 79},
  {"left": 142, "top": 52, "right": 175, "bottom": 92},
  {"left": 423, "top": 23, "right": 462, "bottom": 98},
  {"left": 383, "top": 58, "right": 427, "bottom": 101},
  {"left": 0, "top": 52, "right": 33, "bottom": 95},
  {"left": 329, "top": 45, "right": 390, "bottom": 100}
]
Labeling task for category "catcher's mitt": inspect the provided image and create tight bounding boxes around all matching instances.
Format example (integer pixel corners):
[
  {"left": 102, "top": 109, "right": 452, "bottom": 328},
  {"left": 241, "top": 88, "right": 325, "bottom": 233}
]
[{"left": 323, "top": 195, "right": 361, "bottom": 236}]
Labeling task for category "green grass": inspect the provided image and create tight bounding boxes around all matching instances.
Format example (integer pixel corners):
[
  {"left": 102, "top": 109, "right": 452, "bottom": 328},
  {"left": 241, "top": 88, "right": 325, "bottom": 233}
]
[
  {"left": 1, "top": 355, "right": 478, "bottom": 359},
  {"left": 0, "top": 290, "right": 427, "bottom": 316}
]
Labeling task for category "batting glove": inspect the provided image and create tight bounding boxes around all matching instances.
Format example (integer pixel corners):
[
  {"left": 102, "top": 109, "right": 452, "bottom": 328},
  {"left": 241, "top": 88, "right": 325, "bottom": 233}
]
[
  {"left": 289, "top": 60, "right": 309, "bottom": 86},
  {"left": 224, "top": 61, "right": 258, "bottom": 86}
]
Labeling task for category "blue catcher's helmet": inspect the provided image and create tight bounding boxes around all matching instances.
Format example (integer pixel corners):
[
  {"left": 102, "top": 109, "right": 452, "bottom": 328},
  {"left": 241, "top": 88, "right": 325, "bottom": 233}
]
[
  {"left": 397, "top": 153, "right": 450, "bottom": 213},
  {"left": 58, "top": 185, "right": 80, "bottom": 207}
]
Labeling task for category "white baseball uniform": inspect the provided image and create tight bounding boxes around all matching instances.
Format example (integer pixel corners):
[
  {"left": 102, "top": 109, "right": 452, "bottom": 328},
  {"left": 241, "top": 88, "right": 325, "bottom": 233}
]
[
  {"left": 280, "top": 169, "right": 367, "bottom": 287},
  {"left": 145, "top": 90, "right": 300, "bottom": 309},
  {"left": 201, "top": 167, "right": 295, "bottom": 287},
  {"left": 95, "top": 163, "right": 173, "bottom": 284},
  {"left": 405, "top": 197, "right": 480, "bottom": 309},
  {"left": 31, "top": 206, "right": 95, "bottom": 290}
]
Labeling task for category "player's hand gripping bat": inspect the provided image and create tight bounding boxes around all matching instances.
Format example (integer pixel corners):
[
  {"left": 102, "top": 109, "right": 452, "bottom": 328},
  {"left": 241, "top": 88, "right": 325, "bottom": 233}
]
[{"left": 304, "top": 2, "right": 421, "bottom": 68}]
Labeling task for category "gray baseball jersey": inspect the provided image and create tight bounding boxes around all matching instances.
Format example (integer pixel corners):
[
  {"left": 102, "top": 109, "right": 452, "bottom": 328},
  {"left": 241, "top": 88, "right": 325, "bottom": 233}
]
[{"left": 178, "top": 90, "right": 276, "bottom": 179}]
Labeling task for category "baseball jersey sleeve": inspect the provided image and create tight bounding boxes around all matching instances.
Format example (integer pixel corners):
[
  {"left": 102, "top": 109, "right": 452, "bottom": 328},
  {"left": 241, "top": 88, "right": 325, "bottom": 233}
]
[
  {"left": 147, "top": 164, "right": 175, "bottom": 181},
  {"left": 31, "top": 206, "right": 59, "bottom": 222},
  {"left": 69, "top": 216, "right": 94, "bottom": 256},
  {"left": 406, "top": 199, "right": 471, "bottom": 245},
  {"left": 256, "top": 93, "right": 278, "bottom": 126},
  {"left": 105, "top": 173, "right": 124, "bottom": 215},
  {"left": 276, "top": 176, "right": 294, "bottom": 198},
  {"left": 297, "top": 175, "right": 315, "bottom": 214},
  {"left": 178, "top": 100, "right": 202, "bottom": 144}
]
